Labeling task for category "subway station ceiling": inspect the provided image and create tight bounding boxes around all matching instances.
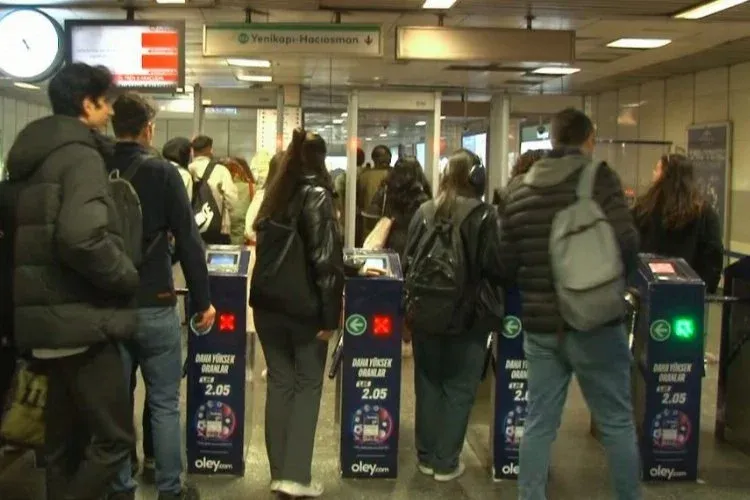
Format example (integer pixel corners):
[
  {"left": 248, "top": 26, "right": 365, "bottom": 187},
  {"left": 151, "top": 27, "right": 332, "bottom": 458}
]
[{"left": 3, "top": 0, "right": 750, "bottom": 100}]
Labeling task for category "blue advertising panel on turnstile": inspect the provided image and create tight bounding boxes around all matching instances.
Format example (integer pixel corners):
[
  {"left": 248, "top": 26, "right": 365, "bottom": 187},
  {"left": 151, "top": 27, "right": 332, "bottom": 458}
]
[
  {"left": 632, "top": 255, "right": 704, "bottom": 482},
  {"left": 186, "top": 245, "right": 251, "bottom": 476},
  {"left": 492, "top": 287, "right": 527, "bottom": 480},
  {"left": 340, "top": 250, "right": 403, "bottom": 479}
]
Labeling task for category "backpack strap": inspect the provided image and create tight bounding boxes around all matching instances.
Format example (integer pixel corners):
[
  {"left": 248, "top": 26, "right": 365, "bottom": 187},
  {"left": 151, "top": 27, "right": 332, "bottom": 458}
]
[
  {"left": 121, "top": 155, "right": 155, "bottom": 182},
  {"left": 451, "top": 197, "right": 482, "bottom": 225},
  {"left": 576, "top": 161, "right": 601, "bottom": 200},
  {"left": 198, "top": 160, "right": 218, "bottom": 184}
]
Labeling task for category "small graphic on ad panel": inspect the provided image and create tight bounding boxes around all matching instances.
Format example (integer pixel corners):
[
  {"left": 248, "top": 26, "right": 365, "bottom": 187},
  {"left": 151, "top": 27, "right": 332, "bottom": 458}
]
[
  {"left": 502, "top": 405, "right": 527, "bottom": 449},
  {"left": 196, "top": 400, "right": 237, "bottom": 441},
  {"left": 352, "top": 404, "right": 394, "bottom": 446},
  {"left": 652, "top": 409, "right": 691, "bottom": 451}
]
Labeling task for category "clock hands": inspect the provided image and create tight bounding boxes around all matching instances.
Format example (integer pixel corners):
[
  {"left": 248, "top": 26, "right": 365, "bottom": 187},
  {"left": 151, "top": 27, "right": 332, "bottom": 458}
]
[{"left": 22, "top": 39, "right": 30, "bottom": 50}]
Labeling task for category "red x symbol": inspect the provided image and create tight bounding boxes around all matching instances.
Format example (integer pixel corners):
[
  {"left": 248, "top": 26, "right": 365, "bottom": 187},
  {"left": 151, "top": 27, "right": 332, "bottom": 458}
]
[{"left": 372, "top": 315, "right": 392, "bottom": 337}]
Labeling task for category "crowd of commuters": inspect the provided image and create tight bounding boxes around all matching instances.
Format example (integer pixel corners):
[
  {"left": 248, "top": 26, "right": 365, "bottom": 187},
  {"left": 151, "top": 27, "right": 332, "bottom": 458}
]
[{"left": 0, "top": 61, "right": 725, "bottom": 500}]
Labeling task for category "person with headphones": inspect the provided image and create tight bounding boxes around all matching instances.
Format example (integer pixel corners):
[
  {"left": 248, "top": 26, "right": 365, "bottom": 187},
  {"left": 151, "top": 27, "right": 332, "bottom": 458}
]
[{"left": 401, "top": 148, "right": 504, "bottom": 482}]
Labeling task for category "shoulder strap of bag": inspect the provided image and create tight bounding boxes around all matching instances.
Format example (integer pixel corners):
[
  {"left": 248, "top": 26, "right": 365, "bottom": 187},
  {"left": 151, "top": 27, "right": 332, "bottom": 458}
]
[
  {"left": 575, "top": 161, "right": 601, "bottom": 200},
  {"left": 199, "top": 160, "right": 218, "bottom": 184},
  {"left": 122, "top": 155, "right": 155, "bottom": 182},
  {"left": 452, "top": 197, "right": 482, "bottom": 225}
]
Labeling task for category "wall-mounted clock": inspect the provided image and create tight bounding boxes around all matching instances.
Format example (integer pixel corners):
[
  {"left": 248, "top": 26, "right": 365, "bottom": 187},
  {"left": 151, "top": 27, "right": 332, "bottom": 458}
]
[{"left": 0, "top": 9, "right": 64, "bottom": 82}]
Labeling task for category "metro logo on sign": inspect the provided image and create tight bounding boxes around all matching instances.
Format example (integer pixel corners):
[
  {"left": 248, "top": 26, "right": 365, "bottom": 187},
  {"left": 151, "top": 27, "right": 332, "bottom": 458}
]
[
  {"left": 219, "top": 313, "right": 235, "bottom": 332},
  {"left": 372, "top": 315, "right": 392, "bottom": 337}
]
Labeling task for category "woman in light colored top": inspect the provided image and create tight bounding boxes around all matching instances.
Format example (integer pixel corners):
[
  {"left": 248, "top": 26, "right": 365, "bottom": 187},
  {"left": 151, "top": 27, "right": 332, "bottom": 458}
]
[
  {"left": 245, "top": 151, "right": 283, "bottom": 245},
  {"left": 222, "top": 156, "right": 255, "bottom": 245},
  {"left": 162, "top": 137, "right": 193, "bottom": 201}
]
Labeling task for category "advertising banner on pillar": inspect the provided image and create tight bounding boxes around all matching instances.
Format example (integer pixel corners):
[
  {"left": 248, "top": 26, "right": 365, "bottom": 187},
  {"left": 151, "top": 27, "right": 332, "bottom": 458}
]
[{"left": 687, "top": 122, "right": 732, "bottom": 243}]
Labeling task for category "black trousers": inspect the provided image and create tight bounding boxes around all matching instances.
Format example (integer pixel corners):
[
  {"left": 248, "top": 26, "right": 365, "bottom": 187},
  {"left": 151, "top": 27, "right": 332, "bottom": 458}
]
[
  {"left": 129, "top": 364, "right": 154, "bottom": 462},
  {"left": 44, "top": 342, "right": 134, "bottom": 500}
]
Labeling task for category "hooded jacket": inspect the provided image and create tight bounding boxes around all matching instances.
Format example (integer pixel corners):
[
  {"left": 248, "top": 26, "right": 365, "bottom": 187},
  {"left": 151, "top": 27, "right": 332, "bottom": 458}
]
[
  {"left": 8, "top": 116, "right": 139, "bottom": 351},
  {"left": 501, "top": 149, "right": 639, "bottom": 334}
]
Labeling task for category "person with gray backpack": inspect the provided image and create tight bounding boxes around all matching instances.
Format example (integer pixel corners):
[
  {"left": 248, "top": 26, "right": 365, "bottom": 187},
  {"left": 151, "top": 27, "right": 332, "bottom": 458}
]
[{"left": 500, "top": 108, "right": 641, "bottom": 500}]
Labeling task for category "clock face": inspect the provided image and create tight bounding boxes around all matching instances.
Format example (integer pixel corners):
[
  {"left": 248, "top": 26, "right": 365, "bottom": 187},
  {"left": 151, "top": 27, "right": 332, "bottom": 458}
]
[{"left": 0, "top": 9, "right": 63, "bottom": 81}]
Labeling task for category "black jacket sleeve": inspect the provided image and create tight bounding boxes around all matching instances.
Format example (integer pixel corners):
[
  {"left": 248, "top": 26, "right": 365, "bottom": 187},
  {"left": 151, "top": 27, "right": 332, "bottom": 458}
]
[
  {"left": 164, "top": 166, "right": 211, "bottom": 312},
  {"left": 56, "top": 145, "right": 139, "bottom": 295},
  {"left": 696, "top": 206, "right": 724, "bottom": 293},
  {"left": 476, "top": 206, "right": 505, "bottom": 286},
  {"left": 402, "top": 206, "right": 427, "bottom": 277},
  {"left": 593, "top": 163, "right": 640, "bottom": 276},
  {"left": 299, "top": 187, "right": 345, "bottom": 330}
]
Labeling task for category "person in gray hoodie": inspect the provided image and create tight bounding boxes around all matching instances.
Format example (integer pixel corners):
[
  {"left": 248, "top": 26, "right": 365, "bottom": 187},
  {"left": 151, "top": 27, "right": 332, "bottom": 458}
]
[{"left": 500, "top": 108, "right": 641, "bottom": 500}]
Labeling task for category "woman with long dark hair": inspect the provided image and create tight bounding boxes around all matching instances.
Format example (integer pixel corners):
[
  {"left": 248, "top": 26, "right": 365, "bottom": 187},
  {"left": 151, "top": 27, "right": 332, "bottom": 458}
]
[
  {"left": 250, "top": 129, "right": 344, "bottom": 498},
  {"left": 632, "top": 153, "right": 723, "bottom": 292},
  {"left": 365, "top": 156, "right": 430, "bottom": 257},
  {"left": 402, "top": 149, "right": 505, "bottom": 482}
]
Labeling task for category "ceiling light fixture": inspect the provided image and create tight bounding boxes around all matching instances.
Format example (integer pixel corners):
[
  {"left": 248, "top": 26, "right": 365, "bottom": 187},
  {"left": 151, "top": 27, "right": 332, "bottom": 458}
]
[
  {"left": 365, "top": 137, "right": 372, "bottom": 141},
  {"left": 531, "top": 67, "right": 581, "bottom": 75},
  {"left": 332, "top": 119, "right": 344, "bottom": 124},
  {"left": 440, "top": 116, "right": 446, "bottom": 120},
  {"left": 14, "top": 82, "right": 39, "bottom": 90},
  {"left": 236, "top": 74, "right": 273, "bottom": 82},
  {"left": 416, "top": 120, "right": 427, "bottom": 126},
  {"left": 607, "top": 38, "right": 672, "bottom": 49},
  {"left": 675, "top": 0, "right": 749, "bottom": 19},
  {"left": 379, "top": 133, "right": 388, "bottom": 137},
  {"left": 341, "top": 112, "right": 348, "bottom": 118},
  {"left": 227, "top": 58, "right": 272, "bottom": 68},
  {"left": 155, "top": 0, "right": 186, "bottom": 4},
  {"left": 422, "top": 0, "right": 457, "bottom": 8}
]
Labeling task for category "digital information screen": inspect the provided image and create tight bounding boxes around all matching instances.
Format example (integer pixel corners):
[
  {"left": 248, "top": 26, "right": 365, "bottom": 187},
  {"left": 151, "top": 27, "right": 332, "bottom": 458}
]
[
  {"left": 364, "top": 257, "right": 387, "bottom": 270},
  {"left": 208, "top": 253, "right": 238, "bottom": 266},
  {"left": 68, "top": 23, "right": 183, "bottom": 90},
  {"left": 649, "top": 262, "right": 676, "bottom": 274}
]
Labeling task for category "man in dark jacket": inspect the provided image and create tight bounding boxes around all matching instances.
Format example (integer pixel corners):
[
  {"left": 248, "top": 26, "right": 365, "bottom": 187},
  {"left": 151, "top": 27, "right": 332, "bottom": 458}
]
[
  {"left": 106, "top": 93, "right": 213, "bottom": 500},
  {"left": 501, "top": 108, "right": 641, "bottom": 500},
  {"left": 7, "top": 63, "right": 139, "bottom": 500}
]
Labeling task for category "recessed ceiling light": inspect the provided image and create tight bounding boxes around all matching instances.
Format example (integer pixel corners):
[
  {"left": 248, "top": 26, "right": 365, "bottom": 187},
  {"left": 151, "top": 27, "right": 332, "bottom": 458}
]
[
  {"left": 341, "top": 112, "right": 348, "bottom": 118},
  {"left": 607, "top": 38, "right": 672, "bottom": 49},
  {"left": 227, "top": 58, "right": 272, "bottom": 68},
  {"left": 531, "top": 67, "right": 581, "bottom": 75},
  {"left": 440, "top": 116, "right": 446, "bottom": 120},
  {"left": 416, "top": 121, "right": 427, "bottom": 126},
  {"left": 332, "top": 119, "right": 344, "bottom": 124},
  {"left": 236, "top": 74, "right": 273, "bottom": 82},
  {"left": 675, "top": 0, "right": 749, "bottom": 19},
  {"left": 14, "top": 82, "right": 39, "bottom": 90},
  {"left": 379, "top": 133, "right": 388, "bottom": 137},
  {"left": 365, "top": 137, "right": 372, "bottom": 141},
  {"left": 422, "top": 0, "right": 457, "bottom": 8}
]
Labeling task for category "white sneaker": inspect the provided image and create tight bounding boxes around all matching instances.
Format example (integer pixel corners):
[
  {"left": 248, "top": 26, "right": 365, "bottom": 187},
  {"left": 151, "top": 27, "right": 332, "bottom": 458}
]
[
  {"left": 418, "top": 463, "right": 434, "bottom": 476},
  {"left": 434, "top": 462, "right": 465, "bottom": 482},
  {"left": 277, "top": 480, "right": 324, "bottom": 497},
  {"left": 270, "top": 480, "right": 281, "bottom": 492}
]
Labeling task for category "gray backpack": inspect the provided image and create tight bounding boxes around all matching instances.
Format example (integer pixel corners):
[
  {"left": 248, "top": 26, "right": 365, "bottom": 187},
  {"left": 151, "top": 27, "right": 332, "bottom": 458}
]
[{"left": 549, "top": 161, "right": 625, "bottom": 332}]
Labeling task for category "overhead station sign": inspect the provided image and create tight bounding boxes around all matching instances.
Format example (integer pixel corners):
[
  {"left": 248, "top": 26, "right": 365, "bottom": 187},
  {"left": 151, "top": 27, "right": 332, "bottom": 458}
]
[
  {"left": 203, "top": 23, "right": 383, "bottom": 57},
  {"left": 396, "top": 26, "right": 575, "bottom": 64}
]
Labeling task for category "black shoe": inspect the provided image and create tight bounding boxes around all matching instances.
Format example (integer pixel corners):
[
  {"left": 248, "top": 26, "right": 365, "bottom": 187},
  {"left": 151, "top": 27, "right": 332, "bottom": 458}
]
[{"left": 158, "top": 484, "right": 200, "bottom": 500}]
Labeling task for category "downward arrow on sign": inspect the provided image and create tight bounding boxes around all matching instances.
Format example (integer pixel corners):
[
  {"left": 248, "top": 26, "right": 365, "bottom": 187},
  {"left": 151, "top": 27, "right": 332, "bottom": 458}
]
[{"left": 365, "top": 36, "right": 373, "bottom": 45}]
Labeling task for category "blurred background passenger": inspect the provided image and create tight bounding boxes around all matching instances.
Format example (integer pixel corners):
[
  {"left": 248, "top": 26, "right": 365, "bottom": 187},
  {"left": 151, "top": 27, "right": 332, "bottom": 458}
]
[{"left": 222, "top": 156, "right": 255, "bottom": 245}]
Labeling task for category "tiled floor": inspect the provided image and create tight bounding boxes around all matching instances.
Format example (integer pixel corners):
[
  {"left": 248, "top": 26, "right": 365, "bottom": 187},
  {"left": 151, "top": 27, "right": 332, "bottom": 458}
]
[{"left": 2, "top": 304, "right": 750, "bottom": 499}]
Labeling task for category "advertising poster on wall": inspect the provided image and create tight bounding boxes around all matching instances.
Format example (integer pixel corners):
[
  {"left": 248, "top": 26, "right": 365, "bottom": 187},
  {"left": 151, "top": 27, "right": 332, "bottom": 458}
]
[{"left": 687, "top": 122, "right": 732, "bottom": 244}]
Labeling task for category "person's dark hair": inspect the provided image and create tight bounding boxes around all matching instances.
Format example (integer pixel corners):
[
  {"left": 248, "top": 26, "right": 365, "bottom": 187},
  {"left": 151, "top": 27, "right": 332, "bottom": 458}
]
[
  {"left": 267, "top": 151, "right": 284, "bottom": 186},
  {"left": 48, "top": 63, "right": 114, "bottom": 118},
  {"left": 162, "top": 137, "right": 191, "bottom": 167},
  {"left": 356, "top": 148, "right": 365, "bottom": 167},
  {"left": 111, "top": 93, "right": 156, "bottom": 138},
  {"left": 550, "top": 107, "right": 595, "bottom": 149},
  {"left": 383, "top": 156, "right": 425, "bottom": 214},
  {"left": 223, "top": 156, "right": 255, "bottom": 184},
  {"left": 192, "top": 135, "right": 213, "bottom": 152},
  {"left": 372, "top": 145, "right": 392, "bottom": 166},
  {"left": 512, "top": 150, "right": 545, "bottom": 178},
  {"left": 255, "top": 130, "right": 330, "bottom": 228},
  {"left": 634, "top": 153, "right": 704, "bottom": 230},
  {"left": 436, "top": 149, "right": 479, "bottom": 218}
]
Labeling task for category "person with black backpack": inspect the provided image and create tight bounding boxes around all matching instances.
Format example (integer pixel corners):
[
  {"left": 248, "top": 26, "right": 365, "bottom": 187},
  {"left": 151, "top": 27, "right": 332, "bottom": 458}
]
[
  {"left": 401, "top": 149, "right": 504, "bottom": 482},
  {"left": 3, "top": 63, "right": 140, "bottom": 500},
  {"left": 249, "top": 129, "right": 344, "bottom": 498},
  {"left": 106, "top": 93, "right": 213, "bottom": 500},
  {"left": 501, "top": 108, "right": 641, "bottom": 500}
]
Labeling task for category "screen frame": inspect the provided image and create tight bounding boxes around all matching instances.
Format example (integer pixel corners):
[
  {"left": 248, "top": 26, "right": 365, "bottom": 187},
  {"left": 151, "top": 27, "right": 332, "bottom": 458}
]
[
  {"left": 64, "top": 19, "right": 187, "bottom": 94},
  {"left": 208, "top": 252, "right": 239, "bottom": 266}
]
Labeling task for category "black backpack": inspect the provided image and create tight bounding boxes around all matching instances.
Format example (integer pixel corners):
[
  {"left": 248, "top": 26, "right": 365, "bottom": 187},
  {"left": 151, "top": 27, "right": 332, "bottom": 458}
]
[
  {"left": 404, "top": 197, "right": 481, "bottom": 335},
  {"left": 249, "top": 190, "right": 319, "bottom": 321},
  {"left": 192, "top": 161, "right": 223, "bottom": 242},
  {"left": 0, "top": 179, "right": 22, "bottom": 345}
]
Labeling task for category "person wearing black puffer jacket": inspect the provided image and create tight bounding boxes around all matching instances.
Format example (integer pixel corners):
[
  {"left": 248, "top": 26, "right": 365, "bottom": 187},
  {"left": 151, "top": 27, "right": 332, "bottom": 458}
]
[
  {"left": 250, "top": 129, "right": 344, "bottom": 499},
  {"left": 501, "top": 108, "right": 641, "bottom": 500},
  {"left": 7, "top": 63, "right": 139, "bottom": 500}
]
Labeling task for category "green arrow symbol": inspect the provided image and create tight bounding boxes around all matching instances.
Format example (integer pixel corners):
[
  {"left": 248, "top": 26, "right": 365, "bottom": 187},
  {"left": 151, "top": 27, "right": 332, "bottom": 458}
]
[
  {"left": 650, "top": 320, "right": 671, "bottom": 342},
  {"left": 346, "top": 314, "right": 367, "bottom": 336},
  {"left": 502, "top": 316, "right": 522, "bottom": 339}
]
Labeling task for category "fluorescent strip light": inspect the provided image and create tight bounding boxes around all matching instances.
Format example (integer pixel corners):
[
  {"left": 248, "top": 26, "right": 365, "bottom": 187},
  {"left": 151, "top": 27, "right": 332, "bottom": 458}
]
[
  {"left": 236, "top": 74, "right": 273, "bottom": 82},
  {"left": 332, "top": 119, "right": 344, "bottom": 124},
  {"left": 607, "top": 38, "right": 672, "bottom": 49},
  {"left": 440, "top": 116, "right": 446, "bottom": 120},
  {"left": 423, "top": 0, "right": 457, "bottom": 8},
  {"left": 532, "top": 67, "right": 581, "bottom": 75},
  {"left": 227, "top": 58, "right": 272, "bottom": 68},
  {"left": 155, "top": 0, "right": 186, "bottom": 4},
  {"left": 675, "top": 0, "right": 749, "bottom": 19},
  {"left": 365, "top": 137, "right": 372, "bottom": 141},
  {"left": 416, "top": 121, "right": 427, "bottom": 126},
  {"left": 341, "top": 112, "right": 348, "bottom": 118},
  {"left": 14, "top": 82, "right": 39, "bottom": 90},
  {"left": 379, "top": 133, "right": 388, "bottom": 137}
]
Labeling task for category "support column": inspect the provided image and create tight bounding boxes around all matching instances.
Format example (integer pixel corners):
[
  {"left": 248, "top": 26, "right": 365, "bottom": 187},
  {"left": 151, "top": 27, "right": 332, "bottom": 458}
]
[
  {"left": 345, "top": 91, "right": 359, "bottom": 249},
  {"left": 276, "top": 88, "right": 285, "bottom": 152},
  {"left": 426, "top": 91, "right": 442, "bottom": 197},
  {"left": 192, "top": 83, "right": 204, "bottom": 137},
  {"left": 488, "top": 94, "right": 510, "bottom": 195}
]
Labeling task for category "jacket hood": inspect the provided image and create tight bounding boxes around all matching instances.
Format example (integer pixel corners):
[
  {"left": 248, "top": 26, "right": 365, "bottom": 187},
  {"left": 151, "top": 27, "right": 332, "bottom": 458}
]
[
  {"left": 7, "top": 116, "right": 99, "bottom": 180},
  {"left": 523, "top": 151, "right": 590, "bottom": 188}
]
